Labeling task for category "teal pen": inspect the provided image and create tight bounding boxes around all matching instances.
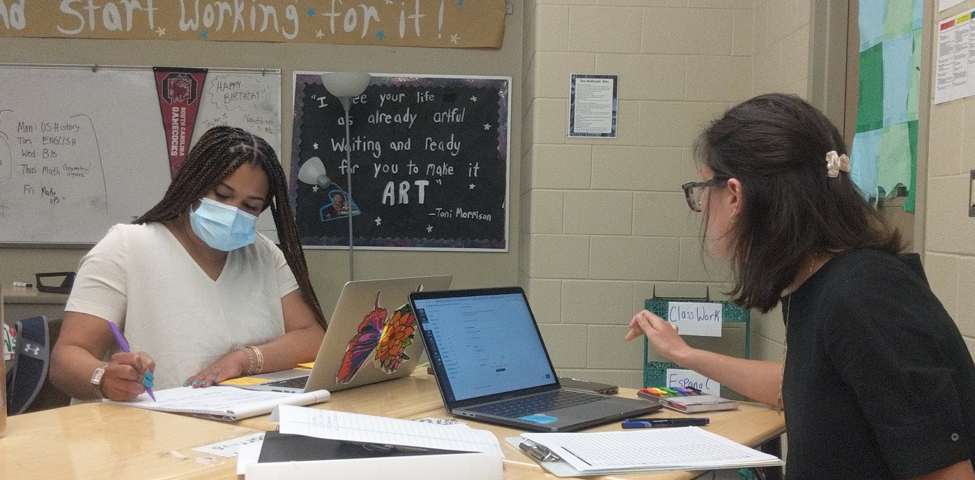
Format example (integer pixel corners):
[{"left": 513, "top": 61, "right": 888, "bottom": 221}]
[{"left": 107, "top": 321, "right": 156, "bottom": 401}]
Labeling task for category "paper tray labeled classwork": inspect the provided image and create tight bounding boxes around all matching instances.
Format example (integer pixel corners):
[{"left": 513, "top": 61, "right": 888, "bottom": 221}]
[{"left": 246, "top": 450, "right": 503, "bottom": 480}]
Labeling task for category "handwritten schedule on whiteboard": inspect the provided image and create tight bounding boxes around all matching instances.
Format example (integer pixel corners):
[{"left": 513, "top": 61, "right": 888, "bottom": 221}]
[
  {"left": 0, "top": 65, "right": 281, "bottom": 245},
  {"left": 290, "top": 73, "right": 510, "bottom": 250}
]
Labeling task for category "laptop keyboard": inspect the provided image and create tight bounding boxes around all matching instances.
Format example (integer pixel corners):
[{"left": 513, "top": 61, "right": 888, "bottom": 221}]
[
  {"left": 263, "top": 376, "right": 309, "bottom": 389},
  {"left": 467, "top": 389, "right": 603, "bottom": 417}
]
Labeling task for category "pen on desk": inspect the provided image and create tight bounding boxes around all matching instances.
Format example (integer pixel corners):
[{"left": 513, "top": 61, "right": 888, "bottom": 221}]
[
  {"left": 11, "top": 282, "right": 32, "bottom": 288},
  {"left": 622, "top": 417, "right": 709, "bottom": 429},
  {"left": 106, "top": 321, "right": 156, "bottom": 401}
]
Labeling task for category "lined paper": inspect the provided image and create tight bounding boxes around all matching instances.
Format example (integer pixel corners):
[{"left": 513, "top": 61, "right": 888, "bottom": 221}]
[
  {"left": 276, "top": 405, "right": 501, "bottom": 454},
  {"left": 522, "top": 427, "right": 780, "bottom": 472}
]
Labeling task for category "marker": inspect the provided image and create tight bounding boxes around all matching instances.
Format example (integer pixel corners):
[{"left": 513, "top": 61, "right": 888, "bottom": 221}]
[
  {"left": 106, "top": 321, "right": 156, "bottom": 401},
  {"left": 11, "top": 282, "right": 32, "bottom": 288},
  {"left": 622, "top": 417, "right": 709, "bottom": 429}
]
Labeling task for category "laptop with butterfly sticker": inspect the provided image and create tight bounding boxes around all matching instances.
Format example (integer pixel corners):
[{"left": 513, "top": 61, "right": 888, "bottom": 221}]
[{"left": 229, "top": 275, "right": 452, "bottom": 393}]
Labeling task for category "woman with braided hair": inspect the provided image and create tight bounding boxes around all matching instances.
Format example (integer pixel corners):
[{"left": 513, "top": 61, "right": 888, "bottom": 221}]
[{"left": 51, "top": 126, "right": 327, "bottom": 402}]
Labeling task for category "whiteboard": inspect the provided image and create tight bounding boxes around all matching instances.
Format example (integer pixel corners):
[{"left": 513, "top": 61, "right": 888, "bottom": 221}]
[{"left": 0, "top": 65, "right": 281, "bottom": 245}]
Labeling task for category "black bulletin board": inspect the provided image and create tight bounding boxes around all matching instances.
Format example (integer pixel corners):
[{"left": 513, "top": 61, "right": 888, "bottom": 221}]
[{"left": 290, "top": 73, "right": 510, "bottom": 251}]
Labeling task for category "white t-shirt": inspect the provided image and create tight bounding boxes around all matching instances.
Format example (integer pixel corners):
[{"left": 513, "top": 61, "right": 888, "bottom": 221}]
[{"left": 66, "top": 223, "right": 299, "bottom": 390}]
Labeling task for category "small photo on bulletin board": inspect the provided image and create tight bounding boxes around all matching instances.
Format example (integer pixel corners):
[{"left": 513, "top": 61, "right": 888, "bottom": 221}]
[{"left": 290, "top": 73, "right": 511, "bottom": 251}]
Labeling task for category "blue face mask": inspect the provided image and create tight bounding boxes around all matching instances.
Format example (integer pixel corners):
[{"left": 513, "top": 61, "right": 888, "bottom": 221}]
[{"left": 189, "top": 197, "right": 258, "bottom": 251}]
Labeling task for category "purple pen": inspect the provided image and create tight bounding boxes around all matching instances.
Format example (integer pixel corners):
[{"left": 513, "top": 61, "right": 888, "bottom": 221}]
[{"left": 107, "top": 321, "right": 156, "bottom": 401}]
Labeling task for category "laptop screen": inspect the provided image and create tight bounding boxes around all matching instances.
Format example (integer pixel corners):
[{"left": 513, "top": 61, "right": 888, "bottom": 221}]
[{"left": 412, "top": 289, "right": 559, "bottom": 403}]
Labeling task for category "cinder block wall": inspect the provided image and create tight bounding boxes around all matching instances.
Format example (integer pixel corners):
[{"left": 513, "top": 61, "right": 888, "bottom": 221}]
[{"left": 520, "top": 0, "right": 812, "bottom": 388}]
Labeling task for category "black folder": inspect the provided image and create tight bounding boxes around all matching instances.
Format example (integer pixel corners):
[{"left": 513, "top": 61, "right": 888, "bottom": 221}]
[{"left": 257, "top": 431, "right": 466, "bottom": 463}]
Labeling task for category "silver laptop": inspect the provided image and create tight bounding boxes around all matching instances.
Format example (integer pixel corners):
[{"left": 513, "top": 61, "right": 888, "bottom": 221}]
[
  {"left": 232, "top": 275, "right": 452, "bottom": 393},
  {"left": 409, "top": 286, "right": 660, "bottom": 432}
]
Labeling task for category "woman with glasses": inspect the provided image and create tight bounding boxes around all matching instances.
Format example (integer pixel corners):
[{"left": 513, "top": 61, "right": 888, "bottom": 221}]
[{"left": 626, "top": 94, "right": 975, "bottom": 479}]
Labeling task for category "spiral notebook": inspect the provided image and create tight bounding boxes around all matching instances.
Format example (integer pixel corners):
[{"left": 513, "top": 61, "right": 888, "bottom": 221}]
[{"left": 107, "top": 385, "right": 330, "bottom": 421}]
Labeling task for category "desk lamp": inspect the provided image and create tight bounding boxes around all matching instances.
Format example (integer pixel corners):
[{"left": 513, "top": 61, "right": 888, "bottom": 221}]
[
  {"left": 321, "top": 71, "right": 371, "bottom": 281},
  {"left": 296, "top": 156, "right": 331, "bottom": 189}
]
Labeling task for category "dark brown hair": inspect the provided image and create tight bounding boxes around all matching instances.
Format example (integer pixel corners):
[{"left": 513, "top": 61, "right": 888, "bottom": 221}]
[
  {"left": 135, "top": 126, "right": 326, "bottom": 328},
  {"left": 695, "top": 93, "right": 902, "bottom": 312}
]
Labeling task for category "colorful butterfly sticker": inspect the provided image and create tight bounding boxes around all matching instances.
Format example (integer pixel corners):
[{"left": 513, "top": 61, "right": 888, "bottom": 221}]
[{"left": 335, "top": 291, "right": 386, "bottom": 384}]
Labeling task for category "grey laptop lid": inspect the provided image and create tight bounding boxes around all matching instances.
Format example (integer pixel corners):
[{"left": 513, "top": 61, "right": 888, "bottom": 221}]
[
  {"left": 410, "top": 287, "right": 659, "bottom": 432},
  {"left": 234, "top": 275, "right": 451, "bottom": 393}
]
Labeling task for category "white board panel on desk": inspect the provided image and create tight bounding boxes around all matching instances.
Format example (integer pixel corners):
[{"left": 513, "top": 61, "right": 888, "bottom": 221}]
[{"left": 0, "top": 65, "right": 281, "bottom": 245}]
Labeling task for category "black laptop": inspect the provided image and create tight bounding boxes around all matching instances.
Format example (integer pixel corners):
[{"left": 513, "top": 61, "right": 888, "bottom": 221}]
[{"left": 409, "top": 287, "right": 660, "bottom": 432}]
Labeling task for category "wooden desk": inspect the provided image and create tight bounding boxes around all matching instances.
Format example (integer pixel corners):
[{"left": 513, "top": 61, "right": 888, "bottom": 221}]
[
  {"left": 1, "top": 281, "right": 69, "bottom": 325},
  {"left": 0, "top": 403, "right": 259, "bottom": 480},
  {"left": 235, "top": 372, "right": 786, "bottom": 480},
  {"left": 489, "top": 399, "right": 785, "bottom": 480},
  {"left": 0, "top": 373, "right": 785, "bottom": 480},
  {"left": 235, "top": 370, "right": 446, "bottom": 430}
]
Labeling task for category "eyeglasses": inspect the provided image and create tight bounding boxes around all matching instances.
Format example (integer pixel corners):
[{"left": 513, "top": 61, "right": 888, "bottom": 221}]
[{"left": 681, "top": 177, "right": 728, "bottom": 212}]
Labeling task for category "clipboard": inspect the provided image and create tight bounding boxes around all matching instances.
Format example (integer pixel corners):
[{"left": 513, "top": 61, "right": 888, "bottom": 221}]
[
  {"left": 504, "top": 432, "right": 782, "bottom": 477},
  {"left": 504, "top": 437, "right": 581, "bottom": 477},
  {"left": 643, "top": 287, "right": 750, "bottom": 396}
]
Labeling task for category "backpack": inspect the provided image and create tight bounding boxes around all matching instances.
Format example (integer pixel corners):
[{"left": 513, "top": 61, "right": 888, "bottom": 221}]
[{"left": 5, "top": 315, "right": 50, "bottom": 415}]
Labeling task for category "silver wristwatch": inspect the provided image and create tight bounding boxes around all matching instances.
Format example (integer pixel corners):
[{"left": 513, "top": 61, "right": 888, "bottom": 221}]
[{"left": 90, "top": 364, "right": 108, "bottom": 396}]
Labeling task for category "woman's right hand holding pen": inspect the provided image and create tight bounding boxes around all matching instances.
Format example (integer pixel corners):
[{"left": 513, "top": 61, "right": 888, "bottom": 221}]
[
  {"left": 625, "top": 310, "right": 692, "bottom": 364},
  {"left": 100, "top": 351, "right": 155, "bottom": 402}
]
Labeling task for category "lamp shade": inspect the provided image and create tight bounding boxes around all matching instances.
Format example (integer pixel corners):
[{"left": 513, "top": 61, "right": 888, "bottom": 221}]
[
  {"left": 321, "top": 72, "right": 372, "bottom": 99},
  {"left": 297, "top": 157, "right": 331, "bottom": 188}
]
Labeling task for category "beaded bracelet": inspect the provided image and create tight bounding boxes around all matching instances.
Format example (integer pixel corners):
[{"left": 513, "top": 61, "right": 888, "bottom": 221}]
[{"left": 239, "top": 347, "right": 256, "bottom": 375}]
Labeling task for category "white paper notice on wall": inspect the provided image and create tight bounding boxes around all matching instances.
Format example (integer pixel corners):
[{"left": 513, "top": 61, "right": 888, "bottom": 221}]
[
  {"left": 666, "top": 368, "right": 721, "bottom": 396},
  {"left": 941, "top": 0, "right": 965, "bottom": 12},
  {"left": 667, "top": 302, "right": 723, "bottom": 337}
]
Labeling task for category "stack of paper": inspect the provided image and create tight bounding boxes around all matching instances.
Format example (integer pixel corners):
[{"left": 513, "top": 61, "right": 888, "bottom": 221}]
[
  {"left": 240, "top": 406, "right": 504, "bottom": 480},
  {"left": 514, "top": 427, "right": 782, "bottom": 477},
  {"left": 107, "top": 386, "right": 330, "bottom": 421}
]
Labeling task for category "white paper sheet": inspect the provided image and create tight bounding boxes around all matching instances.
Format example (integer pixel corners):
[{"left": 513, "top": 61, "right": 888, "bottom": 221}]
[
  {"left": 194, "top": 432, "right": 265, "bottom": 458},
  {"left": 522, "top": 427, "right": 781, "bottom": 473},
  {"left": 275, "top": 405, "right": 501, "bottom": 454},
  {"left": 236, "top": 441, "right": 263, "bottom": 475},
  {"left": 108, "top": 386, "right": 330, "bottom": 421}
]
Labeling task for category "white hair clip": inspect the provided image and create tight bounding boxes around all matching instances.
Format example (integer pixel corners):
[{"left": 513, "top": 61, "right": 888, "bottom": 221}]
[{"left": 825, "top": 151, "right": 851, "bottom": 178}]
